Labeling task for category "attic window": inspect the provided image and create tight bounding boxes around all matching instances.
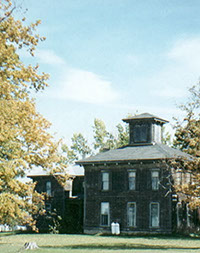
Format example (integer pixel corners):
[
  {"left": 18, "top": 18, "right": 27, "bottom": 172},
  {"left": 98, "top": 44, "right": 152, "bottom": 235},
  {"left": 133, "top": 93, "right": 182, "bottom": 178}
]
[{"left": 133, "top": 124, "right": 148, "bottom": 143}]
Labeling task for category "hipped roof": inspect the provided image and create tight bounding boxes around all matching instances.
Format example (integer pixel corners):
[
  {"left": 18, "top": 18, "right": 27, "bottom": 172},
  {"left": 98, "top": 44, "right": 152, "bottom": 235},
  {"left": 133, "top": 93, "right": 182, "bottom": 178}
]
[
  {"left": 76, "top": 143, "right": 190, "bottom": 165},
  {"left": 122, "top": 113, "right": 169, "bottom": 124}
]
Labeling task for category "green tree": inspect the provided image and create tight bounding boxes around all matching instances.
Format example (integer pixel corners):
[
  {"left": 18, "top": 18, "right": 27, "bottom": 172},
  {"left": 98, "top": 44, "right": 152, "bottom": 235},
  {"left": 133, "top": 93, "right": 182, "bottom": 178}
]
[
  {"left": 71, "top": 133, "right": 92, "bottom": 159},
  {"left": 64, "top": 118, "right": 129, "bottom": 164},
  {"left": 116, "top": 123, "right": 129, "bottom": 147},
  {"left": 93, "top": 118, "right": 110, "bottom": 151},
  {"left": 93, "top": 119, "right": 129, "bottom": 152},
  {"left": 62, "top": 133, "right": 92, "bottom": 164},
  {"left": 0, "top": 0, "right": 66, "bottom": 230}
]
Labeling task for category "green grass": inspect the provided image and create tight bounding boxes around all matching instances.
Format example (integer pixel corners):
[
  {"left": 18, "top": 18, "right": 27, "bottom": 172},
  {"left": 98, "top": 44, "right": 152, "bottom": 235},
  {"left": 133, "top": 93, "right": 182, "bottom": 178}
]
[{"left": 1, "top": 233, "right": 200, "bottom": 253}]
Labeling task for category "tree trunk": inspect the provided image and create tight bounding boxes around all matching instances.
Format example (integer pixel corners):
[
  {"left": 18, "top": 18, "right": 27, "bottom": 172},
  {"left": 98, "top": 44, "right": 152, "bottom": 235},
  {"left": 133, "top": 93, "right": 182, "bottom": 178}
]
[{"left": 24, "top": 242, "right": 39, "bottom": 250}]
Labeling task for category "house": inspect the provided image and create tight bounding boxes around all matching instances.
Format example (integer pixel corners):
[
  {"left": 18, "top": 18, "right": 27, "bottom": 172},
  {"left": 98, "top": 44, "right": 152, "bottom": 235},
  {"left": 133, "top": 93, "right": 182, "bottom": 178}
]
[
  {"left": 76, "top": 113, "right": 192, "bottom": 234},
  {"left": 28, "top": 166, "right": 84, "bottom": 233}
]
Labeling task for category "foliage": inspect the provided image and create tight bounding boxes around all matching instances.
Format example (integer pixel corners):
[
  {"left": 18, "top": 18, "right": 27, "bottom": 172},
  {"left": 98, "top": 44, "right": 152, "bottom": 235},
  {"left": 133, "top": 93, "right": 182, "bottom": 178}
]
[
  {"left": 0, "top": 0, "right": 67, "bottom": 230},
  {"left": 61, "top": 133, "right": 92, "bottom": 163},
  {"left": 115, "top": 123, "right": 129, "bottom": 147},
  {"left": 71, "top": 133, "right": 92, "bottom": 159},
  {"left": 48, "top": 209, "right": 62, "bottom": 234},
  {"left": 162, "top": 127, "right": 172, "bottom": 146},
  {"left": 172, "top": 83, "right": 200, "bottom": 208},
  {"left": 93, "top": 119, "right": 129, "bottom": 152},
  {"left": 63, "top": 119, "right": 129, "bottom": 164},
  {"left": 93, "top": 118, "right": 116, "bottom": 151}
]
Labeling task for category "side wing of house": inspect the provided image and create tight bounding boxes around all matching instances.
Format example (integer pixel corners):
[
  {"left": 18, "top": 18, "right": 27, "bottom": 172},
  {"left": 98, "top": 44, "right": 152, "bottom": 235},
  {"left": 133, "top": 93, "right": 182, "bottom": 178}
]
[{"left": 29, "top": 174, "right": 84, "bottom": 233}]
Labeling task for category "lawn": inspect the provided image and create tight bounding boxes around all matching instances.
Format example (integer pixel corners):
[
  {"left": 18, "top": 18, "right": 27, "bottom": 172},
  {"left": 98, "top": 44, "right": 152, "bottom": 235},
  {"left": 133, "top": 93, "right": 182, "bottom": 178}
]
[{"left": 1, "top": 233, "right": 200, "bottom": 253}]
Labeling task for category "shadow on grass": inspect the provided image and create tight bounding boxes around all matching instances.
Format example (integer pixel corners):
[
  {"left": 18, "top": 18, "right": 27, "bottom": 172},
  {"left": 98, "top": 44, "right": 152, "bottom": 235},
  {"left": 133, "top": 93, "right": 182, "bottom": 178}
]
[
  {"left": 0, "top": 232, "right": 17, "bottom": 237},
  {"left": 97, "top": 233, "right": 200, "bottom": 240},
  {"left": 41, "top": 243, "right": 200, "bottom": 251}
]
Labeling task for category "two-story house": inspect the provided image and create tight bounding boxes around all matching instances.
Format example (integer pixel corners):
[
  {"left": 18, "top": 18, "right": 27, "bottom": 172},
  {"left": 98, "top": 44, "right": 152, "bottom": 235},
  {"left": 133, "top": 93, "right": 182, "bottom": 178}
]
[{"left": 77, "top": 113, "right": 190, "bottom": 234}]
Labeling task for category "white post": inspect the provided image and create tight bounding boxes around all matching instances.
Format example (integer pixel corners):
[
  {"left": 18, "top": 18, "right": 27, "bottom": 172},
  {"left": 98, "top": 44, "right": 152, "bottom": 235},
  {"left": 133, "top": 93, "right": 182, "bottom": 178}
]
[
  {"left": 115, "top": 222, "right": 120, "bottom": 235},
  {"left": 111, "top": 222, "right": 115, "bottom": 234}
]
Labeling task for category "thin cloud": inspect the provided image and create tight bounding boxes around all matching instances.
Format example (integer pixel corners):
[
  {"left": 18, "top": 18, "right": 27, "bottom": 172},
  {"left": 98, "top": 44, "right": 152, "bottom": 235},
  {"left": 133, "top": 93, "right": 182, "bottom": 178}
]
[
  {"left": 35, "top": 49, "right": 66, "bottom": 65},
  {"left": 34, "top": 50, "right": 119, "bottom": 105},
  {"left": 150, "top": 37, "right": 200, "bottom": 99},
  {"left": 167, "top": 37, "right": 200, "bottom": 72},
  {"left": 51, "top": 68, "right": 119, "bottom": 105}
]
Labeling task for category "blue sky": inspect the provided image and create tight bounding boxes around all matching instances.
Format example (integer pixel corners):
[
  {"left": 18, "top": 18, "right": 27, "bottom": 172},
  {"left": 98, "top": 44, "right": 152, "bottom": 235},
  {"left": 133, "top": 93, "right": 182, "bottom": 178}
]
[{"left": 21, "top": 0, "right": 200, "bottom": 144}]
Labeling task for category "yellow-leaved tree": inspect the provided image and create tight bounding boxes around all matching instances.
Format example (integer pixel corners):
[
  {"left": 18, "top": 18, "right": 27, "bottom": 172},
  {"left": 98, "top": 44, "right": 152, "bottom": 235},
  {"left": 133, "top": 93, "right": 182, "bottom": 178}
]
[
  {"left": 172, "top": 84, "right": 200, "bottom": 208},
  {"left": 0, "top": 0, "right": 66, "bottom": 230}
]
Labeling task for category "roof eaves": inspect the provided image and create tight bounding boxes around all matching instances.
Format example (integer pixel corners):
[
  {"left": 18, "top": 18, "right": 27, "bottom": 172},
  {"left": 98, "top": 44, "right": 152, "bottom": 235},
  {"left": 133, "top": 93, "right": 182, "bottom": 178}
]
[
  {"left": 76, "top": 157, "right": 171, "bottom": 166},
  {"left": 122, "top": 113, "right": 169, "bottom": 124}
]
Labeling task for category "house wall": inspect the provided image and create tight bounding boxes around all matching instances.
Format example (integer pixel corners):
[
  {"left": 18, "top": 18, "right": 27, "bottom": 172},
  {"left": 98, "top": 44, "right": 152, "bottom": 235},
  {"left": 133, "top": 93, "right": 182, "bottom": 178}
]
[
  {"left": 83, "top": 161, "right": 172, "bottom": 234},
  {"left": 32, "top": 176, "right": 67, "bottom": 215},
  {"left": 31, "top": 175, "right": 84, "bottom": 233},
  {"left": 31, "top": 176, "right": 66, "bottom": 232}
]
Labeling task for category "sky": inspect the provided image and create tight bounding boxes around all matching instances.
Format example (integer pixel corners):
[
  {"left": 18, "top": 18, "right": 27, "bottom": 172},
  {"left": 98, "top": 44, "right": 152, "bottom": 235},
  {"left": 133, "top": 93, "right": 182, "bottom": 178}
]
[{"left": 19, "top": 0, "right": 200, "bottom": 146}]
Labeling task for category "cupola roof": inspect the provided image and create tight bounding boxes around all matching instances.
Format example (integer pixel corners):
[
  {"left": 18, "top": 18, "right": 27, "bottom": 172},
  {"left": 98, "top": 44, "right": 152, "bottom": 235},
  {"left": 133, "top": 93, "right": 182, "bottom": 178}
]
[{"left": 123, "top": 113, "right": 169, "bottom": 124}]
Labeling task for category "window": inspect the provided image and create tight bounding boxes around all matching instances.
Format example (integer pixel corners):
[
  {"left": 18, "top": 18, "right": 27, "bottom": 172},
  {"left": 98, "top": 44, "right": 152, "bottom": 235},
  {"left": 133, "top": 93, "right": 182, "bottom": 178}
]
[
  {"left": 151, "top": 170, "right": 159, "bottom": 190},
  {"left": 127, "top": 202, "right": 136, "bottom": 227},
  {"left": 102, "top": 172, "right": 109, "bottom": 190},
  {"left": 100, "top": 202, "right": 110, "bottom": 226},
  {"left": 186, "top": 203, "right": 191, "bottom": 228},
  {"left": 154, "top": 124, "right": 161, "bottom": 143},
  {"left": 176, "top": 202, "right": 182, "bottom": 228},
  {"left": 133, "top": 124, "right": 148, "bottom": 143},
  {"left": 185, "top": 173, "right": 191, "bottom": 184},
  {"left": 174, "top": 170, "right": 192, "bottom": 185},
  {"left": 175, "top": 170, "right": 182, "bottom": 185},
  {"left": 46, "top": 181, "right": 52, "bottom": 196},
  {"left": 128, "top": 170, "right": 136, "bottom": 190},
  {"left": 150, "top": 202, "right": 159, "bottom": 227}
]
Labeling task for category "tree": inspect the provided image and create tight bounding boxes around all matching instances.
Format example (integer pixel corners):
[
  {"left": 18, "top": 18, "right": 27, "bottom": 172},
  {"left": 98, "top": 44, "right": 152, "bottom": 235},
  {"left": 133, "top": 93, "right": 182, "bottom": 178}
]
[
  {"left": 93, "top": 118, "right": 129, "bottom": 152},
  {"left": 62, "top": 133, "right": 92, "bottom": 164},
  {"left": 0, "top": 0, "right": 66, "bottom": 230},
  {"left": 172, "top": 83, "right": 200, "bottom": 208},
  {"left": 115, "top": 123, "right": 129, "bottom": 147},
  {"left": 71, "top": 133, "right": 92, "bottom": 159},
  {"left": 63, "top": 118, "right": 129, "bottom": 164},
  {"left": 93, "top": 118, "right": 111, "bottom": 151}
]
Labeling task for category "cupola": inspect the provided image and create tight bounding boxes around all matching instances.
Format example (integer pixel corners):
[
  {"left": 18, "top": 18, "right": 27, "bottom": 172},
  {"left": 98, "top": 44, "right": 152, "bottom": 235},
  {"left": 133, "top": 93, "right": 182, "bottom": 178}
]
[{"left": 123, "top": 113, "right": 168, "bottom": 145}]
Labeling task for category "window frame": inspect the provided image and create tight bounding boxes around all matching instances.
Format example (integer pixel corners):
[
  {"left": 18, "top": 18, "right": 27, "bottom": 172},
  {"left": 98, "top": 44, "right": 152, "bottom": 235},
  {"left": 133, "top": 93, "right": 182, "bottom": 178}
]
[
  {"left": 133, "top": 123, "right": 149, "bottom": 143},
  {"left": 101, "top": 171, "right": 109, "bottom": 191},
  {"left": 151, "top": 170, "right": 159, "bottom": 190},
  {"left": 176, "top": 202, "right": 182, "bottom": 228},
  {"left": 128, "top": 170, "right": 136, "bottom": 190},
  {"left": 149, "top": 202, "right": 160, "bottom": 228},
  {"left": 46, "top": 181, "right": 52, "bottom": 196},
  {"left": 100, "top": 202, "right": 110, "bottom": 226},
  {"left": 127, "top": 202, "right": 136, "bottom": 227}
]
